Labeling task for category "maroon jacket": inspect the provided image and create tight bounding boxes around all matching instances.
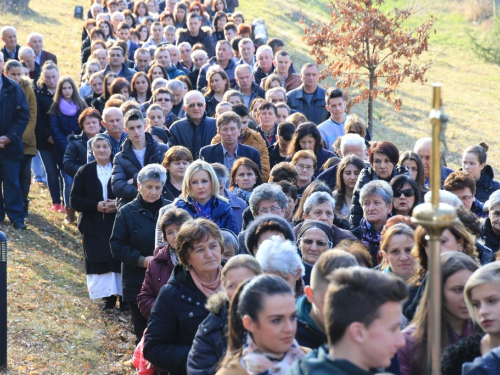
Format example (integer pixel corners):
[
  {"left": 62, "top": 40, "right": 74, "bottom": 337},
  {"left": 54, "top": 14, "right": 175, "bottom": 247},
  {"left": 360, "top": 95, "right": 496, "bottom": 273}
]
[{"left": 137, "top": 245, "right": 175, "bottom": 319}]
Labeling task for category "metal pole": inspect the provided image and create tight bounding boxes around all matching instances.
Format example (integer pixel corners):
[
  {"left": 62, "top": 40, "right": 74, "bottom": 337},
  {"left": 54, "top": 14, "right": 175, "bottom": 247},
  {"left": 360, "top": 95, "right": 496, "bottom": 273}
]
[
  {"left": 0, "top": 231, "right": 7, "bottom": 370},
  {"left": 412, "top": 84, "right": 457, "bottom": 375}
]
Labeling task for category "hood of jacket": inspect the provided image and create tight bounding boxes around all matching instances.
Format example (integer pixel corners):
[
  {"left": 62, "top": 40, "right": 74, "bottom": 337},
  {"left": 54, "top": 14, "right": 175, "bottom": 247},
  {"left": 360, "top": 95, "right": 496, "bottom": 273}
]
[
  {"left": 296, "top": 295, "right": 325, "bottom": 338},
  {"left": 67, "top": 132, "right": 89, "bottom": 144},
  {"left": 205, "top": 289, "right": 228, "bottom": 315},
  {"left": 477, "top": 164, "right": 496, "bottom": 188}
]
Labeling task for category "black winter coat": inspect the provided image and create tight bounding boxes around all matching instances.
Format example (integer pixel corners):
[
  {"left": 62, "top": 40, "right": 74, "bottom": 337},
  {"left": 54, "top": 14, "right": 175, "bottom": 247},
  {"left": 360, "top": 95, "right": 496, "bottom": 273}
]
[
  {"left": 176, "top": 28, "right": 215, "bottom": 58},
  {"left": 168, "top": 115, "right": 217, "bottom": 160},
  {"left": 50, "top": 111, "right": 82, "bottom": 165},
  {"left": 63, "top": 133, "right": 90, "bottom": 177},
  {"left": 91, "top": 95, "right": 106, "bottom": 115},
  {"left": 70, "top": 161, "right": 116, "bottom": 264},
  {"left": 34, "top": 84, "right": 55, "bottom": 151},
  {"left": 0, "top": 75, "right": 29, "bottom": 160},
  {"left": 479, "top": 218, "right": 500, "bottom": 255},
  {"left": 143, "top": 264, "right": 211, "bottom": 375},
  {"left": 187, "top": 293, "right": 228, "bottom": 375},
  {"left": 111, "top": 132, "right": 168, "bottom": 208},
  {"left": 349, "top": 165, "right": 409, "bottom": 229},
  {"left": 109, "top": 195, "right": 170, "bottom": 302},
  {"left": 475, "top": 165, "right": 500, "bottom": 203}
]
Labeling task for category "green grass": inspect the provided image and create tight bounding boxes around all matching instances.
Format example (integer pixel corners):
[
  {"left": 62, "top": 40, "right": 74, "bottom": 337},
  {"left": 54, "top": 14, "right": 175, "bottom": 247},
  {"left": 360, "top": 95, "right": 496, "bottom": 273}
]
[{"left": 240, "top": 0, "right": 500, "bottom": 173}]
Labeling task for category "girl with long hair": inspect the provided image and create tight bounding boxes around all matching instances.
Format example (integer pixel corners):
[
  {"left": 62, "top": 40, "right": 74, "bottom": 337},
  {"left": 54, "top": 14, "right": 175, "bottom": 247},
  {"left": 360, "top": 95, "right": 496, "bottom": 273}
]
[{"left": 333, "top": 155, "right": 365, "bottom": 224}]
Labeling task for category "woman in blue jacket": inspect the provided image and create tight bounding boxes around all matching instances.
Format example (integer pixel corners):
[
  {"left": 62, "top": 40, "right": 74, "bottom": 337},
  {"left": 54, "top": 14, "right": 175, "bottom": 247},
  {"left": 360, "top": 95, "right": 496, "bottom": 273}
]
[
  {"left": 174, "top": 160, "right": 239, "bottom": 235},
  {"left": 49, "top": 76, "right": 87, "bottom": 224}
]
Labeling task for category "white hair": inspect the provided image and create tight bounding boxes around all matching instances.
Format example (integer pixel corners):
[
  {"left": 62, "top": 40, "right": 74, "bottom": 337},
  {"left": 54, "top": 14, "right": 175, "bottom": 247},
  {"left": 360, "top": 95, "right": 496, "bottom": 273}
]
[
  {"left": 184, "top": 90, "right": 205, "bottom": 104},
  {"left": 152, "top": 78, "right": 168, "bottom": 91},
  {"left": 256, "top": 236, "right": 305, "bottom": 278},
  {"left": 178, "top": 42, "right": 192, "bottom": 50},
  {"left": 18, "top": 46, "right": 35, "bottom": 58},
  {"left": 256, "top": 45, "right": 273, "bottom": 59},
  {"left": 1, "top": 26, "right": 16, "bottom": 38},
  {"left": 413, "top": 137, "right": 432, "bottom": 153},
  {"left": 485, "top": 190, "right": 500, "bottom": 212},
  {"left": 340, "top": 133, "right": 365, "bottom": 154},
  {"left": 191, "top": 49, "right": 208, "bottom": 61},
  {"left": 265, "top": 87, "right": 286, "bottom": 101},
  {"left": 303, "top": 191, "right": 336, "bottom": 215},
  {"left": 235, "top": 63, "right": 252, "bottom": 77},
  {"left": 111, "top": 11, "right": 125, "bottom": 22},
  {"left": 27, "top": 32, "right": 43, "bottom": 43},
  {"left": 424, "top": 190, "right": 462, "bottom": 208},
  {"left": 166, "top": 79, "right": 184, "bottom": 91}
]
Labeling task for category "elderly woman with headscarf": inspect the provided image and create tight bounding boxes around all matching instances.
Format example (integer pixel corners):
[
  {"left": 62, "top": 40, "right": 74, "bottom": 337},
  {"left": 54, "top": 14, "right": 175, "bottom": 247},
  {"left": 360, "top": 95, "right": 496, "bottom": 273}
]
[
  {"left": 256, "top": 235, "right": 306, "bottom": 299},
  {"left": 296, "top": 219, "right": 335, "bottom": 285},
  {"left": 70, "top": 134, "right": 121, "bottom": 309},
  {"left": 110, "top": 164, "right": 170, "bottom": 345},
  {"left": 351, "top": 180, "right": 394, "bottom": 267}
]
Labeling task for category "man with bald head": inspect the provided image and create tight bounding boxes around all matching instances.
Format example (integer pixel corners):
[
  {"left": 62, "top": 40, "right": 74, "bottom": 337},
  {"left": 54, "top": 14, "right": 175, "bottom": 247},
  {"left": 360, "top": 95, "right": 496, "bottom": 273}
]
[
  {"left": 168, "top": 91, "right": 217, "bottom": 159},
  {"left": 27, "top": 32, "right": 57, "bottom": 66},
  {"left": 413, "top": 137, "right": 454, "bottom": 188},
  {"left": 1, "top": 26, "right": 20, "bottom": 62},
  {"left": 19, "top": 47, "right": 40, "bottom": 83}
]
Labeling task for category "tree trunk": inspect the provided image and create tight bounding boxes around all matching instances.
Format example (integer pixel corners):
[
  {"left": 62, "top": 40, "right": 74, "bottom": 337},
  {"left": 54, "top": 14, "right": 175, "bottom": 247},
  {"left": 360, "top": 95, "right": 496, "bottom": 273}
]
[
  {"left": 0, "top": 0, "right": 31, "bottom": 13},
  {"left": 367, "top": 68, "right": 375, "bottom": 135}
]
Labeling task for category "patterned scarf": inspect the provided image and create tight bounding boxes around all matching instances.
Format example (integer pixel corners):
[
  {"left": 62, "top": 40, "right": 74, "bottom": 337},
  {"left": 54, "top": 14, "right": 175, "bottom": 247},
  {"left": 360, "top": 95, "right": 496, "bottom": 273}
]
[
  {"left": 241, "top": 332, "right": 305, "bottom": 375},
  {"left": 359, "top": 218, "right": 383, "bottom": 264},
  {"left": 189, "top": 196, "right": 214, "bottom": 219}
]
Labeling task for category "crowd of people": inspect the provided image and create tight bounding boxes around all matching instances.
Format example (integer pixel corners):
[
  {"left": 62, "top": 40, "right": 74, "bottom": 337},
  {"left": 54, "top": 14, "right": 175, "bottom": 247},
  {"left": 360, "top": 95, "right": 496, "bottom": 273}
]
[{"left": 3, "top": 0, "right": 500, "bottom": 373}]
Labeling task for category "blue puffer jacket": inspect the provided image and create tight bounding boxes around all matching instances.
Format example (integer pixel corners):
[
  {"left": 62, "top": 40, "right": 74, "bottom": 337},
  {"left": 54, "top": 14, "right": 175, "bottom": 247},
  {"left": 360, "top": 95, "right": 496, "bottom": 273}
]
[
  {"left": 475, "top": 165, "right": 500, "bottom": 203},
  {"left": 462, "top": 346, "right": 500, "bottom": 374},
  {"left": 50, "top": 110, "right": 82, "bottom": 165},
  {"left": 0, "top": 75, "right": 29, "bottom": 160},
  {"left": 173, "top": 196, "right": 239, "bottom": 234}
]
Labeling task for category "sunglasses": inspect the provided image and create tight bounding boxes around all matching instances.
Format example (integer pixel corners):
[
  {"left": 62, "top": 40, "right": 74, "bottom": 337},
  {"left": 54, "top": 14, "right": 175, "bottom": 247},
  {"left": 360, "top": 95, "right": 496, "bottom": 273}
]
[
  {"left": 301, "top": 239, "right": 332, "bottom": 247},
  {"left": 393, "top": 188, "right": 415, "bottom": 198}
]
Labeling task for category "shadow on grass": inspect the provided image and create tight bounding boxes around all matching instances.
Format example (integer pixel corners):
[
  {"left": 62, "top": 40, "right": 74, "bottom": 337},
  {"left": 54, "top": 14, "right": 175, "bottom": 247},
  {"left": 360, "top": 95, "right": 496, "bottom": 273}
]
[{"left": 7, "top": 8, "right": 62, "bottom": 26}]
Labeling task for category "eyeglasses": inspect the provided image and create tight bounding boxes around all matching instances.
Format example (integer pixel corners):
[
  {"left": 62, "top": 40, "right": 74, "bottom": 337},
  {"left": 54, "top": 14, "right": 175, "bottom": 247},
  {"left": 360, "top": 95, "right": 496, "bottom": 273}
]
[
  {"left": 301, "top": 239, "right": 332, "bottom": 247},
  {"left": 296, "top": 164, "right": 313, "bottom": 171},
  {"left": 156, "top": 98, "right": 171, "bottom": 102},
  {"left": 187, "top": 103, "right": 204, "bottom": 108},
  {"left": 393, "top": 188, "right": 415, "bottom": 198},
  {"left": 257, "top": 206, "right": 282, "bottom": 215}
]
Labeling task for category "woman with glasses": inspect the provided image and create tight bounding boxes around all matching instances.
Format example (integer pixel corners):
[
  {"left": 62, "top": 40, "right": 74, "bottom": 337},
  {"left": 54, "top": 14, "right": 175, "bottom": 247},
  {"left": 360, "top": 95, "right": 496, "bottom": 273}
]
[
  {"left": 291, "top": 150, "right": 316, "bottom": 199},
  {"left": 172, "top": 160, "right": 239, "bottom": 234},
  {"left": 390, "top": 174, "right": 421, "bottom": 217},
  {"left": 286, "top": 122, "right": 337, "bottom": 177},
  {"left": 297, "top": 220, "right": 335, "bottom": 285},
  {"left": 229, "top": 158, "right": 263, "bottom": 204}
]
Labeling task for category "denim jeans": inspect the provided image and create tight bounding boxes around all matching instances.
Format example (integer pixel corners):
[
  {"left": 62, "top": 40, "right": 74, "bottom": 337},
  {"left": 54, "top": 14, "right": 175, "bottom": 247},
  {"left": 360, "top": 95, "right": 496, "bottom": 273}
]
[
  {"left": 0, "top": 158, "right": 25, "bottom": 223},
  {"left": 39, "top": 149, "right": 63, "bottom": 205},
  {"left": 31, "top": 152, "right": 47, "bottom": 183}
]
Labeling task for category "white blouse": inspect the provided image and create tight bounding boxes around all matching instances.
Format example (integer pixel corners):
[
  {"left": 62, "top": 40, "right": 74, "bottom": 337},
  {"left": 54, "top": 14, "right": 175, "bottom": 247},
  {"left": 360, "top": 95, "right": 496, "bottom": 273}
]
[{"left": 96, "top": 162, "right": 112, "bottom": 200}]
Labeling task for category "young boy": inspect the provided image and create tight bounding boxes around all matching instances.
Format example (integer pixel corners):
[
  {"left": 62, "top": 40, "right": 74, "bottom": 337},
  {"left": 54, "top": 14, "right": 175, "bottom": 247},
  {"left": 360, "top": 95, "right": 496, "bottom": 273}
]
[
  {"left": 289, "top": 267, "right": 408, "bottom": 375},
  {"left": 296, "top": 250, "right": 358, "bottom": 349}
]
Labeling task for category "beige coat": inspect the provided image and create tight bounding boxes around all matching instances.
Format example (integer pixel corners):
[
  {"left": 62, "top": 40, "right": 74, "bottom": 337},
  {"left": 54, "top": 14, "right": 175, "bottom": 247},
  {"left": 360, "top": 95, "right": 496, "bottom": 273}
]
[{"left": 19, "top": 78, "right": 37, "bottom": 155}]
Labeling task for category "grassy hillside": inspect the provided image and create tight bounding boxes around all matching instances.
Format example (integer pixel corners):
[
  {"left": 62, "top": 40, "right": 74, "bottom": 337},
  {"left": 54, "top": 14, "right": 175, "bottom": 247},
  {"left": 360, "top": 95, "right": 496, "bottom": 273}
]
[
  {"left": 0, "top": 0, "right": 499, "bottom": 372},
  {"left": 240, "top": 0, "right": 500, "bottom": 172}
]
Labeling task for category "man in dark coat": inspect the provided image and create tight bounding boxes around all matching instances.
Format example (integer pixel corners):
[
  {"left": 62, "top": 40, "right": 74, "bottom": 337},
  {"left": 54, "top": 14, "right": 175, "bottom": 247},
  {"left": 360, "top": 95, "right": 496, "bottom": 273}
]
[
  {"left": 200, "top": 111, "right": 261, "bottom": 172},
  {"left": 168, "top": 91, "right": 217, "bottom": 159},
  {"left": 1, "top": 26, "right": 20, "bottom": 62},
  {"left": 27, "top": 32, "right": 58, "bottom": 66},
  {"left": 176, "top": 13, "right": 215, "bottom": 58},
  {"left": 253, "top": 45, "right": 275, "bottom": 86},
  {"left": 111, "top": 110, "right": 168, "bottom": 208},
  {"left": 0, "top": 53, "right": 30, "bottom": 229},
  {"left": 99, "top": 46, "right": 136, "bottom": 83},
  {"left": 196, "top": 40, "right": 237, "bottom": 91},
  {"left": 234, "top": 64, "right": 265, "bottom": 109},
  {"left": 287, "top": 64, "right": 329, "bottom": 125}
]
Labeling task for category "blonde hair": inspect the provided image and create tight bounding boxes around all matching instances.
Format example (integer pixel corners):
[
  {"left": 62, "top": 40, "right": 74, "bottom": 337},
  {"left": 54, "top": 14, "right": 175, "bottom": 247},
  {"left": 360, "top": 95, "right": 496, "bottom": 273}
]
[
  {"left": 221, "top": 255, "right": 263, "bottom": 287},
  {"left": 182, "top": 160, "right": 227, "bottom": 202},
  {"left": 464, "top": 261, "right": 500, "bottom": 323}
]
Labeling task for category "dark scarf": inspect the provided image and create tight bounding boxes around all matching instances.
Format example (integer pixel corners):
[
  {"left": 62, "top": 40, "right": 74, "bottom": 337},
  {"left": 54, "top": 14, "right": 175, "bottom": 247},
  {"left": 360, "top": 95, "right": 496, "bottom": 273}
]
[
  {"left": 359, "top": 218, "right": 383, "bottom": 265},
  {"left": 138, "top": 194, "right": 163, "bottom": 217}
]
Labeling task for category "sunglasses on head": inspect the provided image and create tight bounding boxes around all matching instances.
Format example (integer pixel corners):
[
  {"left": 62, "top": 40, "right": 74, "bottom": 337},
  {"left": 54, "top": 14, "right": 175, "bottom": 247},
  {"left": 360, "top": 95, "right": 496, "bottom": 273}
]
[{"left": 393, "top": 188, "right": 415, "bottom": 198}]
